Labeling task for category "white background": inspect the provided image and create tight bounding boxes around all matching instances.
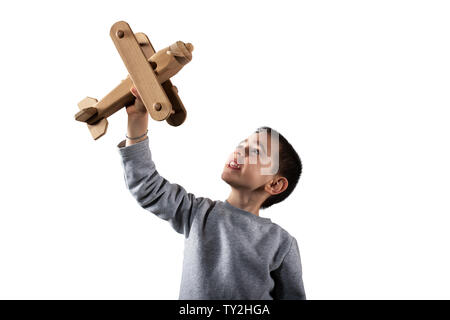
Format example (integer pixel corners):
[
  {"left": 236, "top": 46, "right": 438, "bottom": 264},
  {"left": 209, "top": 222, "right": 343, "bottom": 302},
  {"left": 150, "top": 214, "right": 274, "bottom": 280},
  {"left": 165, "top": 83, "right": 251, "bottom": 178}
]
[{"left": 0, "top": 0, "right": 449, "bottom": 299}]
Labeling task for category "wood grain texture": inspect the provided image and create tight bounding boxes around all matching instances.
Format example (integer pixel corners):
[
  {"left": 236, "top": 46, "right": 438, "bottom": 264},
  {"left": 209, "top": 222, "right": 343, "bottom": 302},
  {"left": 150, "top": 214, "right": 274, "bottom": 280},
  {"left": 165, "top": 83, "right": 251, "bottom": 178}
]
[{"left": 110, "top": 21, "right": 172, "bottom": 121}]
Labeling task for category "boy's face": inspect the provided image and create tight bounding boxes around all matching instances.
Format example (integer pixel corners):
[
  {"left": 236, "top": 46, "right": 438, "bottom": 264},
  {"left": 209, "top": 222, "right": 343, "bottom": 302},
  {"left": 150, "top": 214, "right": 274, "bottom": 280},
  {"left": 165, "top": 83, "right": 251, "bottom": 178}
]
[{"left": 221, "top": 132, "right": 279, "bottom": 191}]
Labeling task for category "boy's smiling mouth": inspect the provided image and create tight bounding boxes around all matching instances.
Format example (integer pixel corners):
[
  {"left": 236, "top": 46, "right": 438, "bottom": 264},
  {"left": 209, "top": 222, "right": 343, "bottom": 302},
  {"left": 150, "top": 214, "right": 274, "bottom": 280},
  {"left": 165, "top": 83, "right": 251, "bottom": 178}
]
[{"left": 227, "top": 160, "right": 241, "bottom": 170}]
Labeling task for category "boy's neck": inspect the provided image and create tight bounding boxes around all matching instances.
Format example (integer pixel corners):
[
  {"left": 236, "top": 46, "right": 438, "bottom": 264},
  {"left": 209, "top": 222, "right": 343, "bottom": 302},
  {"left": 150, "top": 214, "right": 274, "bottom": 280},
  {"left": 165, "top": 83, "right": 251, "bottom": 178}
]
[{"left": 226, "top": 190, "right": 263, "bottom": 216}]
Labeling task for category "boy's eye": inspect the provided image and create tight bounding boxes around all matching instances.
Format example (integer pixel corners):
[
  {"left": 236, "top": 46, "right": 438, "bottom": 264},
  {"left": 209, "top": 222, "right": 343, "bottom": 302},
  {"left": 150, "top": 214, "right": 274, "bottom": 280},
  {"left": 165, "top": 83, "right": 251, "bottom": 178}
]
[{"left": 235, "top": 145, "right": 259, "bottom": 156}]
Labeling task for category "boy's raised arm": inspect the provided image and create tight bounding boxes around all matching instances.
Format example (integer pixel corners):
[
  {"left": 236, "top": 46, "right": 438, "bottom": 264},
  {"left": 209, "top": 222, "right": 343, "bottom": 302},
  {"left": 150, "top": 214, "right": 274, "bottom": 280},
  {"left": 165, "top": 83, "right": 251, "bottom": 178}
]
[
  {"left": 116, "top": 87, "right": 204, "bottom": 237},
  {"left": 117, "top": 136, "right": 203, "bottom": 237}
]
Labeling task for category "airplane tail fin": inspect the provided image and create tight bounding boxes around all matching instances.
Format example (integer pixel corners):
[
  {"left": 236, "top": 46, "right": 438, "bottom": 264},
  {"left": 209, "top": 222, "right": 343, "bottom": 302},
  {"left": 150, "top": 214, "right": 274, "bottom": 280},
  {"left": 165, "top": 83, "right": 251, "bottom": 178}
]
[{"left": 75, "top": 97, "right": 108, "bottom": 140}]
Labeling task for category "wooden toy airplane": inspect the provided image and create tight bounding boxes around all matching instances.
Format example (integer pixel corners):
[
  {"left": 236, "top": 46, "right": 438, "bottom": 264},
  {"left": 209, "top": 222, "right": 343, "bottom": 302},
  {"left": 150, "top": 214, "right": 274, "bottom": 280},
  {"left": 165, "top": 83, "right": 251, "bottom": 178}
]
[{"left": 75, "top": 21, "right": 194, "bottom": 140}]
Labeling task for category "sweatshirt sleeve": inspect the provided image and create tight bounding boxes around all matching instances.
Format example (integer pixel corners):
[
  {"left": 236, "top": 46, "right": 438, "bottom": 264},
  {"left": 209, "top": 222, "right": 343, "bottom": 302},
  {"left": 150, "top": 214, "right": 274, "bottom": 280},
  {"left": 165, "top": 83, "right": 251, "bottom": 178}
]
[
  {"left": 116, "top": 137, "right": 203, "bottom": 237},
  {"left": 271, "top": 237, "right": 306, "bottom": 300}
]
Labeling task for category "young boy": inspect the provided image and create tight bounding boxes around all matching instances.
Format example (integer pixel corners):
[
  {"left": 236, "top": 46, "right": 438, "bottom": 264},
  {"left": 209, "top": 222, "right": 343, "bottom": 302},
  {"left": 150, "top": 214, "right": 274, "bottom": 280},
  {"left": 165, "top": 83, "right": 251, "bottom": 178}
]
[{"left": 116, "top": 87, "right": 306, "bottom": 299}]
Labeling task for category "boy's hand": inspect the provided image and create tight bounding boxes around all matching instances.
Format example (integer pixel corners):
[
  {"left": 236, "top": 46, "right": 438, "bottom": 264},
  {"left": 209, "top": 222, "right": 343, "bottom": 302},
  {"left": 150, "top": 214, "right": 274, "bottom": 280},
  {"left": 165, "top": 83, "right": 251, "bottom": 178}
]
[{"left": 126, "top": 87, "right": 148, "bottom": 117}]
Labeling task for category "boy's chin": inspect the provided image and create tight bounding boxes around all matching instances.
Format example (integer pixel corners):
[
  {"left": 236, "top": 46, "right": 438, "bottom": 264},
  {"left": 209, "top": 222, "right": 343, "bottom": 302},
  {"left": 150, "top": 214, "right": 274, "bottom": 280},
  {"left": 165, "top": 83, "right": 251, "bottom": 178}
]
[
  {"left": 222, "top": 171, "right": 237, "bottom": 183},
  {"left": 221, "top": 171, "right": 231, "bottom": 183},
  {"left": 221, "top": 172, "right": 247, "bottom": 189}
]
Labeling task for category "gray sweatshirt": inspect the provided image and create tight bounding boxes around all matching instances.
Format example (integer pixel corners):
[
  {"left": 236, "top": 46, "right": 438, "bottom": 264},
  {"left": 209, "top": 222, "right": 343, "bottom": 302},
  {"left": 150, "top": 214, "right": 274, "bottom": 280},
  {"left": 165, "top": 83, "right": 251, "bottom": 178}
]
[{"left": 117, "top": 137, "right": 306, "bottom": 300}]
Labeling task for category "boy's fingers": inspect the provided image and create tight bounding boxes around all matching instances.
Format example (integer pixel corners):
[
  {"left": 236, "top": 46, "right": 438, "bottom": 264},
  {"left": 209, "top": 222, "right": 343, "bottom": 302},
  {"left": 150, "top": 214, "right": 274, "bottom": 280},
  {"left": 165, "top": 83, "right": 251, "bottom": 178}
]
[
  {"left": 130, "top": 87, "right": 141, "bottom": 99},
  {"left": 130, "top": 86, "right": 146, "bottom": 112}
]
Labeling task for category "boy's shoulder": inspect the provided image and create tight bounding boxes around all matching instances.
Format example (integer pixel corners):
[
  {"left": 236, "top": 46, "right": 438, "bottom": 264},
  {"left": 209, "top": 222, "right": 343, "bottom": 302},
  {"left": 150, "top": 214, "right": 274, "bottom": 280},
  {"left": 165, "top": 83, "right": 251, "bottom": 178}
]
[
  {"left": 261, "top": 220, "right": 299, "bottom": 270},
  {"left": 268, "top": 220, "right": 295, "bottom": 238},
  {"left": 266, "top": 220, "right": 297, "bottom": 246}
]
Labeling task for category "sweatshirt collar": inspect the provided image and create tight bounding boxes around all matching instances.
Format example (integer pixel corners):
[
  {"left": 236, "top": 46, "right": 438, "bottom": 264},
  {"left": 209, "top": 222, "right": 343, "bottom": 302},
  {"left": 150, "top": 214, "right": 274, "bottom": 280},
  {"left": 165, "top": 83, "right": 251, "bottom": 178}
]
[{"left": 223, "top": 200, "right": 272, "bottom": 223}]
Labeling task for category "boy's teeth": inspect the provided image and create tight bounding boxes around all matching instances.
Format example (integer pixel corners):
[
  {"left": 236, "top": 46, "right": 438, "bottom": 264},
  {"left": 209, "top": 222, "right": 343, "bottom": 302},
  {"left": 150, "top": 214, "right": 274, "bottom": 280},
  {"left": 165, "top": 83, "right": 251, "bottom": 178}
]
[{"left": 229, "top": 160, "right": 240, "bottom": 168}]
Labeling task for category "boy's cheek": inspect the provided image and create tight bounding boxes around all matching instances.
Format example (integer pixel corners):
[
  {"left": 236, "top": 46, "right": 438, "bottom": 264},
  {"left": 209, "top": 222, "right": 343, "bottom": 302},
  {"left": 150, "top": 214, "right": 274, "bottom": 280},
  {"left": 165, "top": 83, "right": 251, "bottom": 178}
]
[{"left": 259, "top": 156, "right": 272, "bottom": 167}]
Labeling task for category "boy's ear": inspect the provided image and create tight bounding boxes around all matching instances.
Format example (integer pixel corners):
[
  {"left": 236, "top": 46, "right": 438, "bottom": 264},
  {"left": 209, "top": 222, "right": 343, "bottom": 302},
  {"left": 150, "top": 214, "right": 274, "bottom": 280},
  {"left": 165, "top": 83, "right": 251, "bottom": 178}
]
[{"left": 265, "top": 176, "right": 288, "bottom": 196}]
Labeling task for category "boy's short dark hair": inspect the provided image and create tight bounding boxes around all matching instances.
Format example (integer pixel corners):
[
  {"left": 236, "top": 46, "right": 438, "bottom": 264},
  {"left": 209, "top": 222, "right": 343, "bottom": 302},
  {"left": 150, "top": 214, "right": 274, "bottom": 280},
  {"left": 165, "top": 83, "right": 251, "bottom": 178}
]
[{"left": 254, "top": 126, "right": 302, "bottom": 209}]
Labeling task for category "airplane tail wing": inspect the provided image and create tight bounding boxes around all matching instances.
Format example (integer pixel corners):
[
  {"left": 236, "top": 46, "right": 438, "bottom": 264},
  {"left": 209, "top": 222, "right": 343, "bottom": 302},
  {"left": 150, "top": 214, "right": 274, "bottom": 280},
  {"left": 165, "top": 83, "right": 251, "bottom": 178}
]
[{"left": 75, "top": 97, "right": 108, "bottom": 140}]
